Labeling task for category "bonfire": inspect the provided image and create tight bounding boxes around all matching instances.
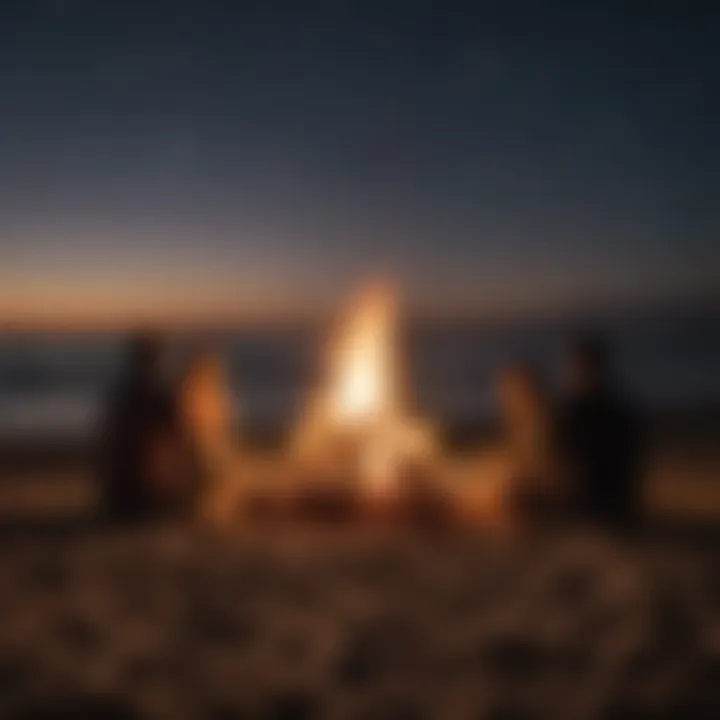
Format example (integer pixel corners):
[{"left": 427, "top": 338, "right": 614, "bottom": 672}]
[
  {"left": 241, "top": 282, "right": 498, "bottom": 526},
  {"left": 284, "top": 283, "right": 443, "bottom": 517}
]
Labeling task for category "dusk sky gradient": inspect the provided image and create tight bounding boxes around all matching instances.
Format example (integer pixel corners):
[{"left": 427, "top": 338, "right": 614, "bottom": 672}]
[{"left": 1, "top": 0, "right": 718, "bottom": 324}]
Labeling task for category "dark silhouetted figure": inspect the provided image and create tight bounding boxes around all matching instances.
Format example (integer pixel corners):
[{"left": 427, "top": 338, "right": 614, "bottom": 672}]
[
  {"left": 99, "top": 333, "right": 192, "bottom": 521},
  {"left": 559, "top": 337, "right": 642, "bottom": 527}
]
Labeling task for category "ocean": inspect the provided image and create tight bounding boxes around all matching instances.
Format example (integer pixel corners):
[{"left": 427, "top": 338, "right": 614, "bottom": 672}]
[{"left": 1, "top": 312, "right": 719, "bottom": 440}]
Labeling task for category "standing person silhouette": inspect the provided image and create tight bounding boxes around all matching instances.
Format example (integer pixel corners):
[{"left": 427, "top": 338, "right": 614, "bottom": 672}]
[
  {"left": 558, "top": 337, "right": 642, "bottom": 527},
  {"left": 99, "top": 332, "right": 192, "bottom": 521}
]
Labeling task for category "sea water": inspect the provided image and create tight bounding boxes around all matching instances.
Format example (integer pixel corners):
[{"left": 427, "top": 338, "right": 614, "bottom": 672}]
[{"left": 1, "top": 312, "right": 718, "bottom": 440}]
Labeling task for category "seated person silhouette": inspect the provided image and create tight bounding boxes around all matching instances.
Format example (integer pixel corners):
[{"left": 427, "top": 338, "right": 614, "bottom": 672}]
[
  {"left": 498, "top": 364, "right": 566, "bottom": 525},
  {"left": 558, "top": 337, "right": 642, "bottom": 527},
  {"left": 179, "top": 349, "right": 238, "bottom": 524},
  {"left": 99, "top": 332, "right": 194, "bottom": 521}
]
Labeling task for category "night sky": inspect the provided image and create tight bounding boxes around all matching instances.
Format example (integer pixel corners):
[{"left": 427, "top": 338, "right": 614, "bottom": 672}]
[{"left": 1, "top": 1, "right": 718, "bottom": 324}]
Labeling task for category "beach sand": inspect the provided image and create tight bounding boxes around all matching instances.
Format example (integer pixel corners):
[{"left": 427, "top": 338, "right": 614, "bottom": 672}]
[
  {"left": 0, "top": 433, "right": 718, "bottom": 719},
  {"left": 0, "top": 519, "right": 719, "bottom": 718}
]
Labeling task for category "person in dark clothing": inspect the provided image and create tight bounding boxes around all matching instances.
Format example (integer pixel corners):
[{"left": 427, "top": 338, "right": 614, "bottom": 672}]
[
  {"left": 558, "top": 337, "right": 642, "bottom": 527},
  {"left": 99, "top": 332, "right": 194, "bottom": 521}
]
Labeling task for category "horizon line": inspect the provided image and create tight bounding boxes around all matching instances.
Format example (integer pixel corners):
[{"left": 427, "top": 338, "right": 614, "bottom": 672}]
[{"left": 2, "top": 295, "right": 718, "bottom": 333}]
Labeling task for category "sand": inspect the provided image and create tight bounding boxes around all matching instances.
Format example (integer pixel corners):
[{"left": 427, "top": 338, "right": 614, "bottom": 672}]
[
  {"left": 0, "top": 516, "right": 716, "bottom": 719},
  {"left": 0, "top": 432, "right": 719, "bottom": 719}
]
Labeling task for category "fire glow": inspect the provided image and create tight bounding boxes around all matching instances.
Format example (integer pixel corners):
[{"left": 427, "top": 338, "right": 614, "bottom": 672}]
[{"left": 293, "top": 283, "right": 434, "bottom": 494}]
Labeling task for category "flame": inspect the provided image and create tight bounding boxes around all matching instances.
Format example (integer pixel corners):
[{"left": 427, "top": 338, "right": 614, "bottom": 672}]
[
  {"left": 294, "top": 282, "right": 433, "bottom": 492},
  {"left": 326, "top": 283, "right": 396, "bottom": 425}
]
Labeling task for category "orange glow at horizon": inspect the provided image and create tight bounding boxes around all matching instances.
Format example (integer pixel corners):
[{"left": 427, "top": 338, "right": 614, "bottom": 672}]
[{"left": 0, "top": 272, "right": 332, "bottom": 329}]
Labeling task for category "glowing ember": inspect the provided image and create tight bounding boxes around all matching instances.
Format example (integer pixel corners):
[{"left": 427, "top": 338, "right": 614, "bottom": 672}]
[{"left": 293, "top": 283, "right": 434, "bottom": 492}]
